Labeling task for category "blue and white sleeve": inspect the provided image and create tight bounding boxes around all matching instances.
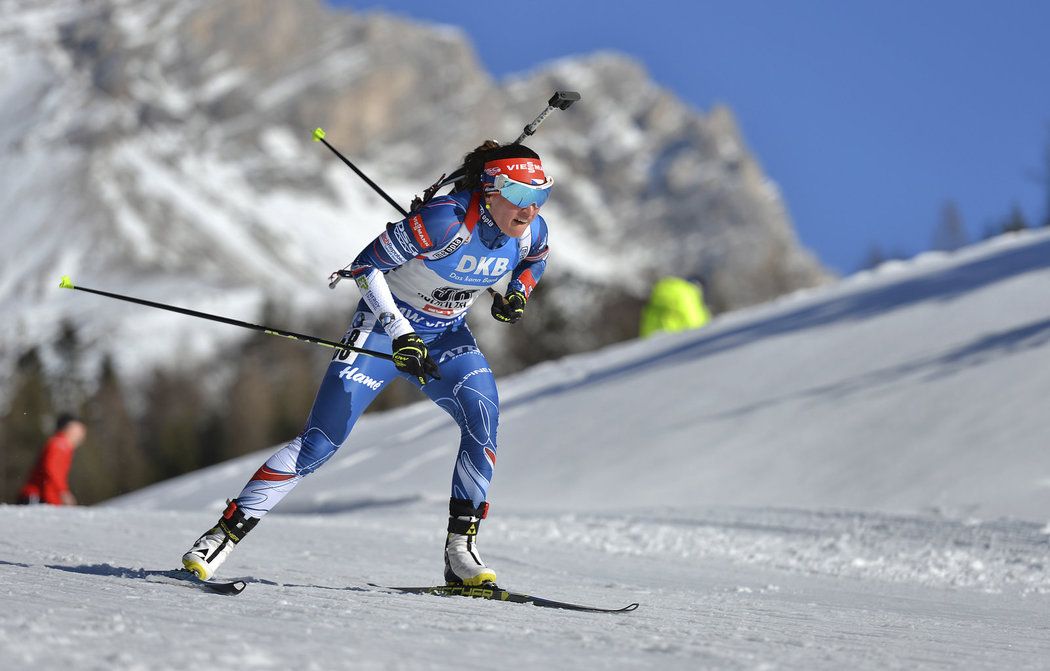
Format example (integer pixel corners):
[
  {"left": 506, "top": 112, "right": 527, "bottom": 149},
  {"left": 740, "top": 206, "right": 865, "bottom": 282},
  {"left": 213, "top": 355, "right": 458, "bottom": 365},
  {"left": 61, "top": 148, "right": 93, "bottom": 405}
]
[
  {"left": 349, "top": 204, "right": 460, "bottom": 337},
  {"left": 508, "top": 216, "right": 550, "bottom": 298}
]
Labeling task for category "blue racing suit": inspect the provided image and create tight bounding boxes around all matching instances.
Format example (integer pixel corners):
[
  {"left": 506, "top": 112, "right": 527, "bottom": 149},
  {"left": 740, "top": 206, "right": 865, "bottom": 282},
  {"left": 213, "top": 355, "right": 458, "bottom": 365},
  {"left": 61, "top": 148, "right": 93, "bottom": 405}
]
[{"left": 235, "top": 189, "right": 549, "bottom": 516}]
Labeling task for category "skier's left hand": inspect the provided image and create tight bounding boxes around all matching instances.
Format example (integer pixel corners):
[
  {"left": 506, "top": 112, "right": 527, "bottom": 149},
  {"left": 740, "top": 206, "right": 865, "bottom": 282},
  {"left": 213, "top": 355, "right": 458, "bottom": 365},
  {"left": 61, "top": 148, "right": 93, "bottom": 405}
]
[{"left": 491, "top": 289, "right": 527, "bottom": 324}]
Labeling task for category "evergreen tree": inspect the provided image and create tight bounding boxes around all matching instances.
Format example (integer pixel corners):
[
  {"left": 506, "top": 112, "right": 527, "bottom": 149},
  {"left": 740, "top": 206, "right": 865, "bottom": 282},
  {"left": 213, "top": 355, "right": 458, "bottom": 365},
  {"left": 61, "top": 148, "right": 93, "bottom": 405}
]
[
  {"left": 858, "top": 244, "right": 909, "bottom": 271},
  {"left": 1038, "top": 123, "right": 1050, "bottom": 228},
  {"left": 223, "top": 306, "right": 331, "bottom": 460},
  {"left": 72, "top": 355, "right": 150, "bottom": 503},
  {"left": 198, "top": 414, "right": 227, "bottom": 470},
  {"left": 1001, "top": 203, "right": 1029, "bottom": 234},
  {"left": 860, "top": 244, "right": 887, "bottom": 271},
  {"left": 139, "top": 366, "right": 210, "bottom": 479},
  {"left": 273, "top": 329, "right": 330, "bottom": 434},
  {"left": 52, "top": 319, "right": 88, "bottom": 413},
  {"left": 0, "top": 348, "right": 55, "bottom": 502},
  {"left": 932, "top": 200, "right": 968, "bottom": 252},
  {"left": 225, "top": 343, "right": 276, "bottom": 461}
]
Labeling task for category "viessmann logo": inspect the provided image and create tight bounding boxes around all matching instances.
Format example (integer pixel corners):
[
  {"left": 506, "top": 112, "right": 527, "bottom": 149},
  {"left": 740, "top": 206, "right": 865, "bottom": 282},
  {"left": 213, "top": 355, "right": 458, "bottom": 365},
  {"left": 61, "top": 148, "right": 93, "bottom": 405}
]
[
  {"left": 409, "top": 215, "right": 432, "bottom": 248},
  {"left": 504, "top": 161, "right": 540, "bottom": 173},
  {"left": 454, "top": 255, "right": 510, "bottom": 276}
]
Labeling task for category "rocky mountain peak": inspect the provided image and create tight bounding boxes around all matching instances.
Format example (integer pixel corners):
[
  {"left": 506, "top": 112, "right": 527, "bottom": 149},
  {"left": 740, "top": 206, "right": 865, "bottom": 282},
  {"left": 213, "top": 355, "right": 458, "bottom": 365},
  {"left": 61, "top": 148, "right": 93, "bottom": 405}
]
[{"left": 0, "top": 0, "right": 830, "bottom": 385}]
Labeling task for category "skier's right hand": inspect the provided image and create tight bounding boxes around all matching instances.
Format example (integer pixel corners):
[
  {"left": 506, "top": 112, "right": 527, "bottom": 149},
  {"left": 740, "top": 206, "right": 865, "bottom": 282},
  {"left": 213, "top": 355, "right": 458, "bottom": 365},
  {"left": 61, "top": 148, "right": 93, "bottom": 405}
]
[{"left": 392, "top": 333, "right": 441, "bottom": 385}]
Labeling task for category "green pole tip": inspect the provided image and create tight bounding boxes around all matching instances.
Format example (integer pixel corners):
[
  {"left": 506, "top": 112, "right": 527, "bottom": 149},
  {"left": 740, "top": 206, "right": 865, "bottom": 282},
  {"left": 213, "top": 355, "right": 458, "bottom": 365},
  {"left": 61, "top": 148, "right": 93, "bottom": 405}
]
[
  {"left": 59, "top": 275, "right": 74, "bottom": 289},
  {"left": 313, "top": 127, "right": 326, "bottom": 142}
]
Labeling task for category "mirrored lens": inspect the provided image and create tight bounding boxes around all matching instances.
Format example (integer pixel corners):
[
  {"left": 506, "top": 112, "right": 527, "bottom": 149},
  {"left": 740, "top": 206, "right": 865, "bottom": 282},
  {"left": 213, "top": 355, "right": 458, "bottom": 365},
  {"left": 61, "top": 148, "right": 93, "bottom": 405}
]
[{"left": 499, "top": 181, "right": 552, "bottom": 208}]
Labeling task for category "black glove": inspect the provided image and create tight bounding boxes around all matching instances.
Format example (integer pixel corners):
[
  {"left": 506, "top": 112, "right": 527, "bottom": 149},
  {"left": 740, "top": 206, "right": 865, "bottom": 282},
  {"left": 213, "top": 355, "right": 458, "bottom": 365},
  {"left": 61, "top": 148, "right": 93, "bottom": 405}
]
[
  {"left": 491, "top": 289, "right": 527, "bottom": 324},
  {"left": 392, "top": 333, "right": 440, "bottom": 384}
]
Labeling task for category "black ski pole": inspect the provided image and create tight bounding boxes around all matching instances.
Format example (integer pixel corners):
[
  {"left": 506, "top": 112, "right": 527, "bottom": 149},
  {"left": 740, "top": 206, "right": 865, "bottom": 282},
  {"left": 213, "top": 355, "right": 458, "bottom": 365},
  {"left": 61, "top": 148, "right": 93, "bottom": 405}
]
[
  {"left": 314, "top": 90, "right": 580, "bottom": 212},
  {"left": 58, "top": 276, "right": 392, "bottom": 361},
  {"left": 312, "top": 128, "right": 409, "bottom": 218}
]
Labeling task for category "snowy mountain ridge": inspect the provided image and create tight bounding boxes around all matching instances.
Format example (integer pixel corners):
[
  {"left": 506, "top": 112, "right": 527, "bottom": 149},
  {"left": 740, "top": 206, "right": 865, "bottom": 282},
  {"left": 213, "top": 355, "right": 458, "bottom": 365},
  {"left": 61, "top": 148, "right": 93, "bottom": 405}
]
[{"left": 0, "top": 0, "right": 828, "bottom": 386}]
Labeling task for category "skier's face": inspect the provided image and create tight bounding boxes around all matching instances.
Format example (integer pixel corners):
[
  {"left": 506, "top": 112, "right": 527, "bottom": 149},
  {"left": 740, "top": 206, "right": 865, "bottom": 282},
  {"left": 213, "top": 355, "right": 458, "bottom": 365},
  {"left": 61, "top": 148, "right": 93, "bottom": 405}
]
[
  {"left": 64, "top": 421, "right": 87, "bottom": 447},
  {"left": 486, "top": 193, "right": 540, "bottom": 237}
]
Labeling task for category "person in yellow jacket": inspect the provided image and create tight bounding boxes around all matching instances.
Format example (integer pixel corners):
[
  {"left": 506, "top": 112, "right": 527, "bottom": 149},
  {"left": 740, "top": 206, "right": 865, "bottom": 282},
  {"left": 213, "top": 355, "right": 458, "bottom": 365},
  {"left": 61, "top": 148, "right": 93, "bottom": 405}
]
[{"left": 640, "top": 276, "right": 711, "bottom": 337}]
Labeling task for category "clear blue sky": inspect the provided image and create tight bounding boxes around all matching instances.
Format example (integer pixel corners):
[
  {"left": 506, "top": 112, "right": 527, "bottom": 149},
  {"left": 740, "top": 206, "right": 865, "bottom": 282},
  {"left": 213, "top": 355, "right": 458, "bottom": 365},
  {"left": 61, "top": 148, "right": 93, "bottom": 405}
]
[{"left": 331, "top": 0, "right": 1050, "bottom": 273}]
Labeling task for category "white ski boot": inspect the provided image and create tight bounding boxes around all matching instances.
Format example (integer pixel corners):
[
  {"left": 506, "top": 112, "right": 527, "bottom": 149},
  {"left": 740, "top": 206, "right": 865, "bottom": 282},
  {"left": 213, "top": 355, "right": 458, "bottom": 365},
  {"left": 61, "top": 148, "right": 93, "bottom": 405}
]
[
  {"left": 444, "top": 498, "right": 497, "bottom": 586},
  {"left": 182, "top": 501, "right": 258, "bottom": 581}
]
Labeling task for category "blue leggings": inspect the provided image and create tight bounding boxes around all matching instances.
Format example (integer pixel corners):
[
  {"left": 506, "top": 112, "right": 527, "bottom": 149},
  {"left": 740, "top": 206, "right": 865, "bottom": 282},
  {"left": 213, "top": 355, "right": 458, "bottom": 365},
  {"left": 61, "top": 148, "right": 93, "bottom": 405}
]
[{"left": 235, "top": 312, "right": 499, "bottom": 517}]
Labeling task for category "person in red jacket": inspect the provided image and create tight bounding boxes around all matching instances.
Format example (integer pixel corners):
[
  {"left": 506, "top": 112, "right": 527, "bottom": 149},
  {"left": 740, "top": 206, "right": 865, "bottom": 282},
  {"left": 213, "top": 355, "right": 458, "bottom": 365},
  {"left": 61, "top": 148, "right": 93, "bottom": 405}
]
[{"left": 17, "top": 413, "right": 87, "bottom": 505}]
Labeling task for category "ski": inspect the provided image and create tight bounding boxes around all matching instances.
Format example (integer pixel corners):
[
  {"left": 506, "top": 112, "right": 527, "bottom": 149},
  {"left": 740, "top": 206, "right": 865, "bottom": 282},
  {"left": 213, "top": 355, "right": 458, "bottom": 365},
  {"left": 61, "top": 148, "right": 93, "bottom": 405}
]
[
  {"left": 371, "top": 584, "right": 639, "bottom": 613},
  {"left": 152, "top": 568, "right": 247, "bottom": 595},
  {"left": 142, "top": 569, "right": 634, "bottom": 609}
]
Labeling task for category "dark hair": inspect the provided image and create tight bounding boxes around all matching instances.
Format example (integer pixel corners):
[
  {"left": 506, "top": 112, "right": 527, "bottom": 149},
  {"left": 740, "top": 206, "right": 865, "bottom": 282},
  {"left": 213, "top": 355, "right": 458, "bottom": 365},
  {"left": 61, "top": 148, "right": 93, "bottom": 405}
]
[
  {"left": 454, "top": 141, "right": 541, "bottom": 192},
  {"left": 55, "top": 413, "right": 81, "bottom": 432}
]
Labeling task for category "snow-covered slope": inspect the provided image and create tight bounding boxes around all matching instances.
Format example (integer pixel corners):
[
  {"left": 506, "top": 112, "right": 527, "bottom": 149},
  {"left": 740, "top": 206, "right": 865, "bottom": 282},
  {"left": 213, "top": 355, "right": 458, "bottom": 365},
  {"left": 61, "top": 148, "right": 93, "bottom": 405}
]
[
  {"left": 2, "top": 504, "right": 1048, "bottom": 670},
  {"left": 2, "top": 230, "right": 1049, "bottom": 669},
  {"left": 115, "top": 228, "right": 1050, "bottom": 520}
]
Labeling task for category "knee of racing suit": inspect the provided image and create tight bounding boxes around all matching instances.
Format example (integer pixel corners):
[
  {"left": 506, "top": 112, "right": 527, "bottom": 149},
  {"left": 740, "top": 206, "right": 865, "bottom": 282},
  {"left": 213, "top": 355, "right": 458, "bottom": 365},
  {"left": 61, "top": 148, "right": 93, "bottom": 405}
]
[{"left": 295, "top": 427, "right": 341, "bottom": 475}]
